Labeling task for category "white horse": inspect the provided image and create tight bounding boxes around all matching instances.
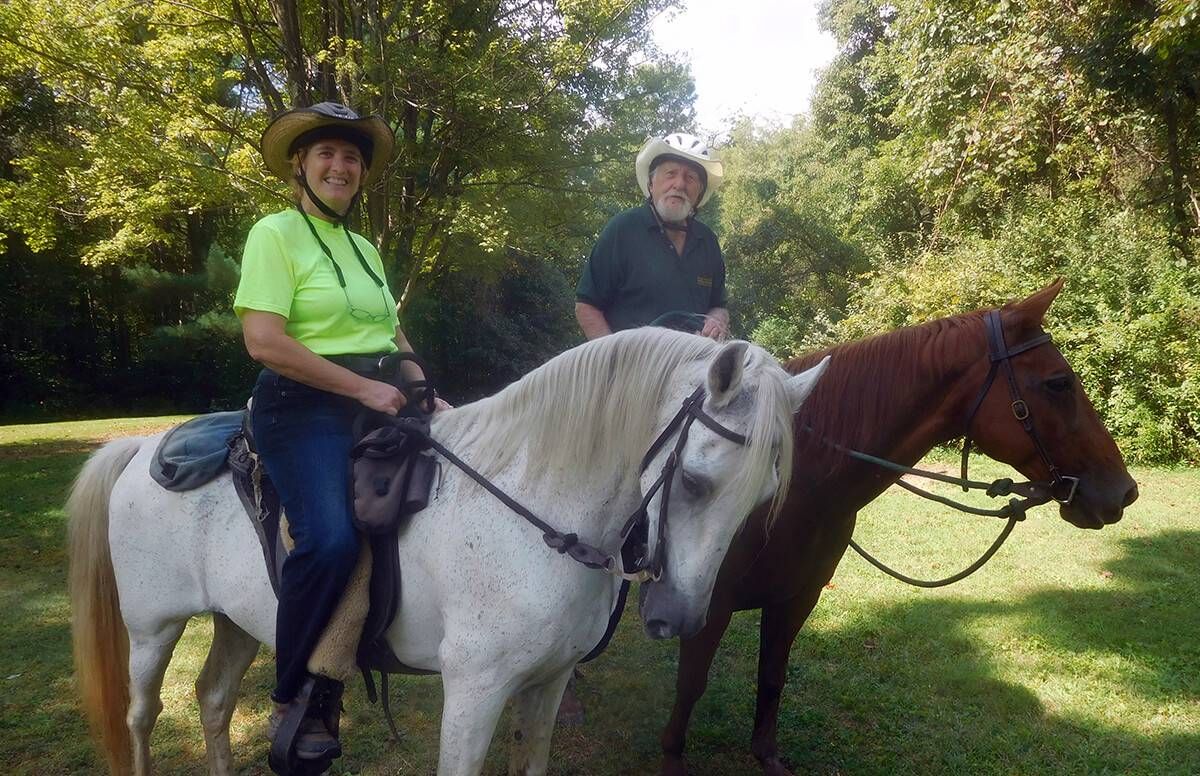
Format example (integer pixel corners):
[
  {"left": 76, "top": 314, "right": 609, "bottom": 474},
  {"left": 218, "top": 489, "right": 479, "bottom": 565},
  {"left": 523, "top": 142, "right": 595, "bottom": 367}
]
[{"left": 68, "top": 328, "right": 828, "bottom": 776}]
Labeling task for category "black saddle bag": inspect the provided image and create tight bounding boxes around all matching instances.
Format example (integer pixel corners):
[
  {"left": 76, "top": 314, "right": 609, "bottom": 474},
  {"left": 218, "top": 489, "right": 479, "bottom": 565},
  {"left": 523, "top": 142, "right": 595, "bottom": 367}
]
[{"left": 349, "top": 418, "right": 438, "bottom": 534}]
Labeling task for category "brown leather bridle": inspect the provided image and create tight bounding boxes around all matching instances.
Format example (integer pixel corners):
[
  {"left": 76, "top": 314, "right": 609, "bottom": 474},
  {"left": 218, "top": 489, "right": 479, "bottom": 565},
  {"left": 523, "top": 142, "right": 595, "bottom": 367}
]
[{"left": 960, "top": 309, "right": 1080, "bottom": 505}]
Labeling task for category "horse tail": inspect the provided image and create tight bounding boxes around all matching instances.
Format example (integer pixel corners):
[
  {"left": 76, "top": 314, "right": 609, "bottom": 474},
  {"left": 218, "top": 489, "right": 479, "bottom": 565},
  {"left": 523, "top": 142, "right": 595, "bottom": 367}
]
[{"left": 67, "top": 436, "right": 143, "bottom": 775}]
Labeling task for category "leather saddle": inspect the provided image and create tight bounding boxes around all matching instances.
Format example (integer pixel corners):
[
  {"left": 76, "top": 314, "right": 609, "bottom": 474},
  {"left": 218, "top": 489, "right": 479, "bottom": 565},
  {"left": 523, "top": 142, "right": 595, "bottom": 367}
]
[{"left": 229, "top": 409, "right": 438, "bottom": 680}]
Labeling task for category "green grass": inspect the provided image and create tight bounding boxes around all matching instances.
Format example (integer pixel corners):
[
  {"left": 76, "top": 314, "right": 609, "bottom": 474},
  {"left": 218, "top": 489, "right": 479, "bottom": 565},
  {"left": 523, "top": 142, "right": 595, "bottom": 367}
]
[{"left": 1, "top": 418, "right": 1197, "bottom": 774}]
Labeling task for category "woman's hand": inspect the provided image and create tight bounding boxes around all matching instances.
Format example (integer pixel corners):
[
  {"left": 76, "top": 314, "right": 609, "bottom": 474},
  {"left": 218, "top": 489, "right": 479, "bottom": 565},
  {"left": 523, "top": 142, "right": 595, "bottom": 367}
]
[{"left": 356, "top": 378, "right": 407, "bottom": 415}]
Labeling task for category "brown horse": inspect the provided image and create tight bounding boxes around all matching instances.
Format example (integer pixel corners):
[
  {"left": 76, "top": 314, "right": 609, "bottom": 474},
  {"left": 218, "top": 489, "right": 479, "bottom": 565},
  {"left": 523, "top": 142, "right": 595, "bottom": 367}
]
[{"left": 658, "top": 280, "right": 1139, "bottom": 775}]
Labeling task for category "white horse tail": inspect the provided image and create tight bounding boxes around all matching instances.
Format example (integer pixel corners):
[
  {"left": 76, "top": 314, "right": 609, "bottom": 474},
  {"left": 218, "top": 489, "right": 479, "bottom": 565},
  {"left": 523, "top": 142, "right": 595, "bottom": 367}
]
[{"left": 68, "top": 436, "right": 143, "bottom": 775}]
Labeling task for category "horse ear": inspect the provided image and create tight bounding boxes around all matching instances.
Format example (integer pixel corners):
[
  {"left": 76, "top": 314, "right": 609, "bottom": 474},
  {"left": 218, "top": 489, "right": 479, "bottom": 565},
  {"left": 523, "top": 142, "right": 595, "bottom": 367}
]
[
  {"left": 785, "top": 355, "right": 830, "bottom": 412},
  {"left": 1009, "top": 278, "right": 1065, "bottom": 324},
  {"left": 707, "top": 340, "right": 750, "bottom": 407}
]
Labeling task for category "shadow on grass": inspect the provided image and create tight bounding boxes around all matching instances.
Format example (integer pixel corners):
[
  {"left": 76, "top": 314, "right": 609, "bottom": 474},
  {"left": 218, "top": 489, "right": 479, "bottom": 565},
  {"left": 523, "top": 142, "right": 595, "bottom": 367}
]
[
  {"left": 639, "top": 529, "right": 1200, "bottom": 775},
  {"left": 4, "top": 526, "right": 1195, "bottom": 774},
  {"left": 0, "top": 439, "right": 100, "bottom": 461}
]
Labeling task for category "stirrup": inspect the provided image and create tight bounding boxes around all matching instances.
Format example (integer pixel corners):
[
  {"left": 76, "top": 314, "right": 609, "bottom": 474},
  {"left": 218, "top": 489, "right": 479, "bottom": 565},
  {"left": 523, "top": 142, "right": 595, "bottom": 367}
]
[{"left": 268, "top": 676, "right": 345, "bottom": 775}]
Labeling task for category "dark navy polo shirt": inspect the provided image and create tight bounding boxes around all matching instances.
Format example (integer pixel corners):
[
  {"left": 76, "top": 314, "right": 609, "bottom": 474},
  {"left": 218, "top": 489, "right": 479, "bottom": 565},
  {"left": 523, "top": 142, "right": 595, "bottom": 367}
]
[{"left": 575, "top": 204, "right": 727, "bottom": 332}]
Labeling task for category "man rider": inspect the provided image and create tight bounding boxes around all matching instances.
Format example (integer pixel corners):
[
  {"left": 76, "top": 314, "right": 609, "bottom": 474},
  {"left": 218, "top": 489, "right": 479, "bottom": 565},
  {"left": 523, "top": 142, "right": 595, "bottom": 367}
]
[{"left": 575, "top": 133, "right": 728, "bottom": 340}]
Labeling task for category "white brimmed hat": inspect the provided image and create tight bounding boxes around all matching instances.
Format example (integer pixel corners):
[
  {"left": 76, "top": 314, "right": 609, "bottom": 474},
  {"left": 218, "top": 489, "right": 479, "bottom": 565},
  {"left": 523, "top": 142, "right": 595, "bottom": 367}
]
[
  {"left": 260, "top": 102, "right": 394, "bottom": 185},
  {"left": 635, "top": 133, "right": 724, "bottom": 208}
]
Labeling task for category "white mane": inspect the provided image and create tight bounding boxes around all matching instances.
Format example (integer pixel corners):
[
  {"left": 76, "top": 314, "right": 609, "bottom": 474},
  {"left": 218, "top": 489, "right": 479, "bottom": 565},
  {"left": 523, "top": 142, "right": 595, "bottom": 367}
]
[{"left": 435, "top": 327, "right": 795, "bottom": 525}]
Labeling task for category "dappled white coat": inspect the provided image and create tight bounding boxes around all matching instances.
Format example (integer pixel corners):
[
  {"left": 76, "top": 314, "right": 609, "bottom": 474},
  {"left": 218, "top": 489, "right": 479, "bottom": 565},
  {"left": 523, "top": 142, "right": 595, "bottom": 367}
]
[{"left": 71, "top": 328, "right": 828, "bottom": 776}]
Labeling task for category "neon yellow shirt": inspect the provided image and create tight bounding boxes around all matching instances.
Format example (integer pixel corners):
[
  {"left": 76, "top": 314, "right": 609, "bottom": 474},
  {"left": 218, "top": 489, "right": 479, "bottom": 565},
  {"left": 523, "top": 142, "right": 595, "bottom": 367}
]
[{"left": 234, "top": 209, "right": 399, "bottom": 355}]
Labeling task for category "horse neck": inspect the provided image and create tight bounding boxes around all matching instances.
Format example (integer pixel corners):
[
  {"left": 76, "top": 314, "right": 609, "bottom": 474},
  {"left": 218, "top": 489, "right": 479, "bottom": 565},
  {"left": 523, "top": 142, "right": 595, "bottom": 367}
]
[
  {"left": 431, "top": 411, "right": 646, "bottom": 548},
  {"left": 791, "top": 316, "right": 988, "bottom": 476}
]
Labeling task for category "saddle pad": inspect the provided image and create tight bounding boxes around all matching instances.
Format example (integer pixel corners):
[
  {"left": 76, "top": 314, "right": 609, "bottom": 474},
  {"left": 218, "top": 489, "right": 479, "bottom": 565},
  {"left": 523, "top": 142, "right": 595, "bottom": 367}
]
[{"left": 150, "top": 411, "right": 244, "bottom": 491}]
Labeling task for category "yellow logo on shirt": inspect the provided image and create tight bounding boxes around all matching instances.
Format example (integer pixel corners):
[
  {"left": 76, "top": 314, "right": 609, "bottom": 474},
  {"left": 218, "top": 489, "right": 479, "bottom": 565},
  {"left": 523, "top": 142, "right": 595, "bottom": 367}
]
[{"left": 696, "top": 276, "right": 713, "bottom": 288}]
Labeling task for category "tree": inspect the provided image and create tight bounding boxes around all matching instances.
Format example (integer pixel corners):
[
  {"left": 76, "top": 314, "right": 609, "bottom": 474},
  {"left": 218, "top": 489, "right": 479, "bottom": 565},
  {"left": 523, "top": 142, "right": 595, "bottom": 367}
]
[
  {"left": 0, "top": 0, "right": 695, "bottom": 303},
  {"left": 0, "top": 0, "right": 696, "bottom": 413}
]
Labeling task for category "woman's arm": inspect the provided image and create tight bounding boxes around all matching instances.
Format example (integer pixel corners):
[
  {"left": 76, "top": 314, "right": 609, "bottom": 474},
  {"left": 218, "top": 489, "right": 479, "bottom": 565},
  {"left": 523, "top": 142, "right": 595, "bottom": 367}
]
[{"left": 242, "top": 310, "right": 406, "bottom": 415}]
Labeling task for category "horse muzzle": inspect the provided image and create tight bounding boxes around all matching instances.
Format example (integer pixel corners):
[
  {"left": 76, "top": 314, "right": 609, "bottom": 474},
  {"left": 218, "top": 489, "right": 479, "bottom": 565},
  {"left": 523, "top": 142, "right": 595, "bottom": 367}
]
[
  {"left": 1060, "top": 473, "right": 1138, "bottom": 529},
  {"left": 639, "top": 579, "right": 707, "bottom": 640}
]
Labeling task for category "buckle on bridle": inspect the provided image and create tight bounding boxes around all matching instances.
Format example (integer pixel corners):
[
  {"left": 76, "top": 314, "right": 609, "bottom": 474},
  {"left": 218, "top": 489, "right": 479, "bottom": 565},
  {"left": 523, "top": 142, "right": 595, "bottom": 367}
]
[
  {"left": 1010, "top": 399, "right": 1030, "bottom": 420},
  {"left": 1053, "top": 475, "right": 1080, "bottom": 505}
]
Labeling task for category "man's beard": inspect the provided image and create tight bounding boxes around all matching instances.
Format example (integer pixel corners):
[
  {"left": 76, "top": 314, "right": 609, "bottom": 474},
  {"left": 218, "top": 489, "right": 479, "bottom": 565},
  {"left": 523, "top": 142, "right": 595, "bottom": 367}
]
[{"left": 653, "top": 192, "right": 693, "bottom": 224}]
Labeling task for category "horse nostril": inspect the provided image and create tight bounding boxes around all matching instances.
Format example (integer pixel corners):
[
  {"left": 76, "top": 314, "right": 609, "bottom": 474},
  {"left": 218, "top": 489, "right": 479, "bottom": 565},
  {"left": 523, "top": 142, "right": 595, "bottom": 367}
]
[{"left": 1123, "top": 483, "right": 1139, "bottom": 507}]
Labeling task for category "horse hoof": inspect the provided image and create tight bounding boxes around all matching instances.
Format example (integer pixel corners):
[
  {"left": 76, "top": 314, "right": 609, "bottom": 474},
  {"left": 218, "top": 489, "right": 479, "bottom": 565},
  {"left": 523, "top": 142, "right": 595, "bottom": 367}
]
[
  {"left": 759, "top": 756, "right": 795, "bottom": 776},
  {"left": 659, "top": 755, "right": 690, "bottom": 776}
]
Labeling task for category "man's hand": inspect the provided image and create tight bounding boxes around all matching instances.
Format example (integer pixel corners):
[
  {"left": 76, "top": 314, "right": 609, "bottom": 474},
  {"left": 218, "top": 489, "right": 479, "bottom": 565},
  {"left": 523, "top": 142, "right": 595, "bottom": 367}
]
[
  {"left": 356, "top": 379, "right": 407, "bottom": 415},
  {"left": 700, "top": 308, "right": 730, "bottom": 340}
]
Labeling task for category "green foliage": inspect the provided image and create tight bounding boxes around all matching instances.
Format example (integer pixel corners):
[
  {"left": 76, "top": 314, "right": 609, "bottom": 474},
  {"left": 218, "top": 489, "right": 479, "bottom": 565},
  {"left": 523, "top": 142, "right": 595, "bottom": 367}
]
[
  {"left": 716, "top": 120, "right": 870, "bottom": 352},
  {"left": 726, "top": 0, "right": 1200, "bottom": 463},
  {"left": 836, "top": 201, "right": 1200, "bottom": 463},
  {"left": 403, "top": 251, "right": 580, "bottom": 403},
  {"left": 0, "top": 0, "right": 693, "bottom": 416}
]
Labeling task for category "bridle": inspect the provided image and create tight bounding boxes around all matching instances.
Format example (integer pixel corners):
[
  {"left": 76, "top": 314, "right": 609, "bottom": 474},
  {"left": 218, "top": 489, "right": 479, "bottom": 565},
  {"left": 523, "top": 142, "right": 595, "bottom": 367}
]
[
  {"left": 959, "top": 309, "right": 1080, "bottom": 506},
  {"left": 618, "top": 384, "right": 748, "bottom": 582},
  {"left": 804, "top": 308, "right": 1083, "bottom": 588},
  {"left": 370, "top": 382, "right": 750, "bottom": 584}
]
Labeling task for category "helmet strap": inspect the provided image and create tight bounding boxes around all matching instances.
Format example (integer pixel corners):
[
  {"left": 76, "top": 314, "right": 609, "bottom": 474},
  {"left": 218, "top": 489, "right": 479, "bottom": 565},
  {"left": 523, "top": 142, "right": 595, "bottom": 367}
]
[{"left": 297, "top": 166, "right": 360, "bottom": 224}]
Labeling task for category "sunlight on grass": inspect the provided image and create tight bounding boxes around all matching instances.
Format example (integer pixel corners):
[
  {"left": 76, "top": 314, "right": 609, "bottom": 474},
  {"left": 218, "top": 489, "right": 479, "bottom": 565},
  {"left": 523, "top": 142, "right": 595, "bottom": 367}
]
[{"left": 1, "top": 418, "right": 1196, "bottom": 774}]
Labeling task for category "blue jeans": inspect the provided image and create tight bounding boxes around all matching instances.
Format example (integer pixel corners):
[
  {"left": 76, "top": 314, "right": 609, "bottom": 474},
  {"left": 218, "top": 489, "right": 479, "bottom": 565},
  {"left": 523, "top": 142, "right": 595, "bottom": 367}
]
[{"left": 250, "top": 369, "right": 361, "bottom": 703}]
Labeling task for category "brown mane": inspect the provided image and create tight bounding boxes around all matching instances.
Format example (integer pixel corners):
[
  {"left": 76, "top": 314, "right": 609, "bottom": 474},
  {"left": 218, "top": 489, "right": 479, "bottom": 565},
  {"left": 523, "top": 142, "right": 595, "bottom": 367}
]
[{"left": 784, "top": 309, "right": 988, "bottom": 465}]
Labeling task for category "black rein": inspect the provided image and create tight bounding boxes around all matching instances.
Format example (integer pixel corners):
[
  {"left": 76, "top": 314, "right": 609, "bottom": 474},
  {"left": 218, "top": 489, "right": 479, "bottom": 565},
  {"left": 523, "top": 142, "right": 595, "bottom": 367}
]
[{"left": 379, "top": 384, "right": 747, "bottom": 583}]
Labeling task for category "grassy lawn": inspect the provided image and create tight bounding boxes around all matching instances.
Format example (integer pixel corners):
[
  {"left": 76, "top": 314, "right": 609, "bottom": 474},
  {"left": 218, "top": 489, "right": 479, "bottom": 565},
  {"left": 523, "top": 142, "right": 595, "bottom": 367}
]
[{"left": 1, "top": 417, "right": 1197, "bottom": 774}]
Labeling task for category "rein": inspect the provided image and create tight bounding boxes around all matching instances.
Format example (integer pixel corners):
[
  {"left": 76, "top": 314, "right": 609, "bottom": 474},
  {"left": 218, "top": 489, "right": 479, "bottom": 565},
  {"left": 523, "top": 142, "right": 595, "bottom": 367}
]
[
  {"left": 809, "top": 309, "right": 1078, "bottom": 588},
  {"left": 373, "top": 384, "right": 746, "bottom": 584}
]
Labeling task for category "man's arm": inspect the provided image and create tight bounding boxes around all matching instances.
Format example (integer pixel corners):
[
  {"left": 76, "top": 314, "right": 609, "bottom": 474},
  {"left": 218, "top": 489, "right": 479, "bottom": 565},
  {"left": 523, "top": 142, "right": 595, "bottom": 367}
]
[
  {"left": 575, "top": 301, "right": 612, "bottom": 340},
  {"left": 699, "top": 307, "right": 729, "bottom": 340}
]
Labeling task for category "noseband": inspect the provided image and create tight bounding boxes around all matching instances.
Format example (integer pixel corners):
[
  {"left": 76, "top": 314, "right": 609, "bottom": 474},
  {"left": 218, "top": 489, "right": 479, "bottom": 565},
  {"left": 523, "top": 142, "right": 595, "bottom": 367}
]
[
  {"left": 618, "top": 385, "right": 748, "bottom": 582},
  {"left": 960, "top": 310, "right": 1080, "bottom": 505}
]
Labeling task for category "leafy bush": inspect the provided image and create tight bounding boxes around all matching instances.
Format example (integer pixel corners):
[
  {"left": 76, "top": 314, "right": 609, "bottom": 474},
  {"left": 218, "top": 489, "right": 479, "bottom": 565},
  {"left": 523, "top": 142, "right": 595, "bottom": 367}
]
[{"left": 833, "top": 200, "right": 1200, "bottom": 464}]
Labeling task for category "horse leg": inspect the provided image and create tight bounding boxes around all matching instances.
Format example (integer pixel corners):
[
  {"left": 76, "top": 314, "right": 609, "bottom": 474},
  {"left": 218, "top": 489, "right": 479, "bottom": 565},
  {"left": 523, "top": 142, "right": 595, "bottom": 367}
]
[
  {"left": 127, "top": 620, "right": 187, "bottom": 776},
  {"left": 195, "top": 613, "right": 260, "bottom": 776},
  {"left": 436, "top": 670, "right": 512, "bottom": 776},
  {"left": 554, "top": 671, "right": 585, "bottom": 726},
  {"left": 750, "top": 591, "right": 821, "bottom": 776},
  {"left": 659, "top": 605, "right": 734, "bottom": 776},
  {"left": 507, "top": 667, "right": 574, "bottom": 775}
]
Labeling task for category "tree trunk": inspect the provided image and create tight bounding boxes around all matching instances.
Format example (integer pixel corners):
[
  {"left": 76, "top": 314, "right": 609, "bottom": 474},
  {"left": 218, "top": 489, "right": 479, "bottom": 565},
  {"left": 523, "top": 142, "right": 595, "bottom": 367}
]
[
  {"left": 268, "top": 0, "right": 311, "bottom": 105},
  {"left": 1162, "top": 93, "right": 1194, "bottom": 262}
]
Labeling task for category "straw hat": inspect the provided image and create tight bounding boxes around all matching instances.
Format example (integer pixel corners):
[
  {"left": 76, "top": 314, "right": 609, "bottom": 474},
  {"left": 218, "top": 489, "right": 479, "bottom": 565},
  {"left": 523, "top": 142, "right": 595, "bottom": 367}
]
[{"left": 260, "top": 102, "right": 394, "bottom": 185}]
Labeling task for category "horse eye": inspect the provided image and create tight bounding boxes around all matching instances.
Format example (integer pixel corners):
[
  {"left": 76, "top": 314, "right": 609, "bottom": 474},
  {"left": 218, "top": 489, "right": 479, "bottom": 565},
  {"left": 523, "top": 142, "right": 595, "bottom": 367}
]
[
  {"left": 1045, "top": 375, "right": 1073, "bottom": 393},
  {"left": 681, "top": 470, "right": 710, "bottom": 498}
]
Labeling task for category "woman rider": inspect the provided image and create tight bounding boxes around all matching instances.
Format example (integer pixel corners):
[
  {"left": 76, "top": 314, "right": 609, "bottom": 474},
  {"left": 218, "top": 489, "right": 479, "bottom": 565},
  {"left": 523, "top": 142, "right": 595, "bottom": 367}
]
[{"left": 234, "top": 102, "right": 444, "bottom": 760}]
